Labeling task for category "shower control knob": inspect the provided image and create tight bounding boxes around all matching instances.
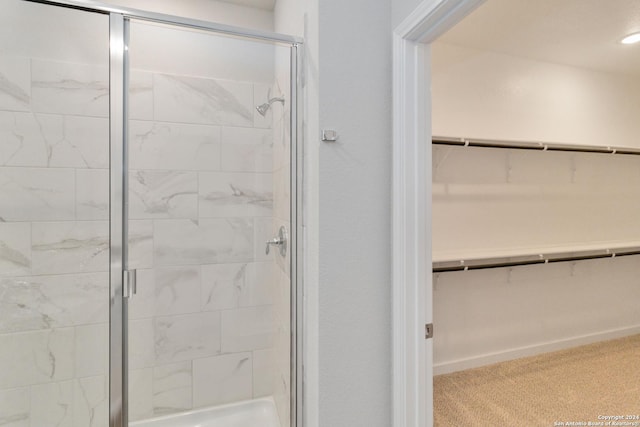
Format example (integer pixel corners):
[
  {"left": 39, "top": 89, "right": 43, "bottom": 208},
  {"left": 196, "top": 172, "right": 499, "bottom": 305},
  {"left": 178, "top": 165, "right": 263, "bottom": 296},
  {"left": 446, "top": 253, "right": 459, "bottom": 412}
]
[{"left": 265, "top": 226, "right": 288, "bottom": 257}]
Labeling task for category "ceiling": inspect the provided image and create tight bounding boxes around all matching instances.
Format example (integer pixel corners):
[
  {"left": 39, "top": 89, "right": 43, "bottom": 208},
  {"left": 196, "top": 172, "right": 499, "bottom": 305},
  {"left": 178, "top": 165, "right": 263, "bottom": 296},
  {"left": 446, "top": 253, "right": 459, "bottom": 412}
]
[
  {"left": 217, "top": 0, "right": 276, "bottom": 11},
  {"left": 438, "top": 0, "right": 640, "bottom": 76}
]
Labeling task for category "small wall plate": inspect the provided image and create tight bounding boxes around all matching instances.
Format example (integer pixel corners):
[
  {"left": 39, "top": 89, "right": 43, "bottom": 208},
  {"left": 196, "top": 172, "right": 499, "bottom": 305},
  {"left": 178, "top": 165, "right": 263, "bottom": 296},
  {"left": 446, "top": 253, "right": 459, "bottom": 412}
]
[{"left": 322, "top": 129, "right": 338, "bottom": 142}]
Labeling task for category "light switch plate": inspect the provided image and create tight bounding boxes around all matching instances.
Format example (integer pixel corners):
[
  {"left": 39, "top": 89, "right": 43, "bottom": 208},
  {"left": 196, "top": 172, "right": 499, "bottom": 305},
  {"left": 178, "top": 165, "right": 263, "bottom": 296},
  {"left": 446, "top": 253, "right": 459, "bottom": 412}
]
[{"left": 322, "top": 129, "right": 338, "bottom": 142}]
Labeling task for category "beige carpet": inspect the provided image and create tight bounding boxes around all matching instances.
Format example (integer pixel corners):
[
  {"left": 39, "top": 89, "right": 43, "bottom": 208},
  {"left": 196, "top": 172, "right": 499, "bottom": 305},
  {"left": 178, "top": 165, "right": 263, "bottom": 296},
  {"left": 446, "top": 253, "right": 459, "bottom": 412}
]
[{"left": 434, "top": 334, "right": 640, "bottom": 426}]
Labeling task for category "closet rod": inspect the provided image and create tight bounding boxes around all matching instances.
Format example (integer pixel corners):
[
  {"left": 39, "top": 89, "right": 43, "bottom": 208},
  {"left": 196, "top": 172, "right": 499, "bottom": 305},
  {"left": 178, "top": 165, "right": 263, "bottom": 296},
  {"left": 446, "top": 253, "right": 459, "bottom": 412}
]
[
  {"left": 432, "top": 136, "right": 640, "bottom": 156},
  {"left": 433, "top": 247, "right": 640, "bottom": 273}
]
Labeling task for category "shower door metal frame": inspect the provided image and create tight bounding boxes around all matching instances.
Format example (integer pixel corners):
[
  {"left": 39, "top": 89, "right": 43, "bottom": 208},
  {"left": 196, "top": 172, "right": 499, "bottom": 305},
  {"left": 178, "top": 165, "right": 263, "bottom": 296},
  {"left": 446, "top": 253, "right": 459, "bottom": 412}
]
[
  {"left": 20, "top": 2, "right": 305, "bottom": 426},
  {"left": 290, "top": 42, "right": 304, "bottom": 427},
  {"left": 24, "top": 0, "right": 302, "bottom": 44},
  {"left": 109, "top": 12, "right": 127, "bottom": 427}
]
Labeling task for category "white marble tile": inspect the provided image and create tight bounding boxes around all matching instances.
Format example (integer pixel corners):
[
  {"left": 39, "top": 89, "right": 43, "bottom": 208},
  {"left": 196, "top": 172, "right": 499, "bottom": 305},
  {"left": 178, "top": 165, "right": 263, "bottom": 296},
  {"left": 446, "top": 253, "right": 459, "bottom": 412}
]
[
  {"left": 154, "top": 219, "right": 253, "bottom": 266},
  {"left": 75, "top": 323, "right": 108, "bottom": 378},
  {"left": 0, "top": 113, "right": 108, "bottom": 169},
  {"left": 129, "top": 170, "right": 198, "bottom": 219},
  {"left": 129, "top": 319, "right": 154, "bottom": 370},
  {"left": 129, "top": 269, "right": 155, "bottom": 320},
  {"left": 273, "top": 165, "right": 290, "bottom": 222},
  {"left": 245, "top": 262, "right": 275, "bottom": 308},
  {"left": 0, "top": 387, "right": 29, "bottom": 427},
  {"left": 0, "top": 112, "right": 59, "bottom": 167},
  {"left": 152, "top": 361, "right": 192, "bottom": 416},
  {"left": 155, "top": 266, "right": 200, "bottom": 316},
  {"left": 0, "top": 272, "right": 108, "bottom": 333},
  {"left": 271, "top": 81, "right": 290, "bottom": 174},
  {"left": 201, "top": 263, "right": 246, "bottom": 311},
  {"left": 274, "top": 375, "right": 290, "bottom": 427},
  {"left": 154, "top": 312, "right": 221, "bottom": 364},
  {"left": 0, "top": 223, "right": 30, "bottom": 277},
  {"left": 128, "top": 220, "right": 154, "bottom": 270},
  {"left": 192, "top": 352, "right": 252, "bottom": 407},
  {"left": 220, "top": 127, "right": 273, "bottom": 173},
  {"left": 253, "top": 217, "right": 273, "bottom": 263},
  {"left": 252, "top": 348, "right": 275, "bottom": 398},
  {"left": 273, "top": 324, "right": 290, "bottom": 427},
  {"left": 201, "top": 262, "right": 273, "bottom": 311},
  {"left": 47, "top": 115, "right": 109, "bottom": 169},
  {"left": 273, "top": 268, "right": 291, "bottom": 326},
  {"left": 0, "top": 167, "right": 75, "bottom": 221},
  {"left": 273, "top": 220, "right": 291, "bottom": 278},
  {"left": 0, "top": 328, "right": 74, "bottom": 389},
  {"left": 129, "top": 368, "right": 153, "bottom": 422},
  {"left": 199, "top": 172, "right": 273, "bottom": 218},
  {"left": 73, "top": 376, "right": 108, "bottom": 427},
  {"left": 129, "top": 120, "right": 221, "bottom": 171},
  {"left": 29, "top": 380, "right": 73, "bottom": 427},
  {"left": 272, "top": 121, "right": 290, "bottom": 172},
  {"left": 221, "top": 306, "right": 273, "bottom": 353},
  {"left": 154, "top": 74, "right": 253, "bottom": 127},
  {"left": 130, "top": 70, "right": 154, "bottom": 121},
  {"left": 76, "top": 169, "right": 109, "bottom": 220},
  {"left": 0, "top": 57, "right": 30, "bottom": 112},
  {"left": 31, "top": 221, "right": 109, "bottom": 275},
  {"left": 31, "top": 59, "right": 108, "bottom": 118}
]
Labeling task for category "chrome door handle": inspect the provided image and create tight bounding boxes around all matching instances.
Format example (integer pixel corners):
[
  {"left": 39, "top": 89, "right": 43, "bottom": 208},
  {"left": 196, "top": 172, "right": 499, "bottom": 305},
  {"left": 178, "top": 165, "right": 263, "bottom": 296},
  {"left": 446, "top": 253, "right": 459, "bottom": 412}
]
[
  {"left": 123, "top": 269, "right": 137, "bottom": 299},
  {"left": 266, "top": 226, "right": 288, "bottom": 256}
]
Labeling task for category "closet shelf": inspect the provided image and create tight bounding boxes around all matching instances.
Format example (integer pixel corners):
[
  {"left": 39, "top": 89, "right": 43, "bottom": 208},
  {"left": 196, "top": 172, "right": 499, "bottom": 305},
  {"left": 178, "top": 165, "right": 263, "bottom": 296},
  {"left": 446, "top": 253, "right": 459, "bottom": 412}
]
[
  {"left": 433, "top": 241, "right": 640, "bottom": 272},
  {"left": 432, "top": 136, "right": 640, "bottom": 156}
]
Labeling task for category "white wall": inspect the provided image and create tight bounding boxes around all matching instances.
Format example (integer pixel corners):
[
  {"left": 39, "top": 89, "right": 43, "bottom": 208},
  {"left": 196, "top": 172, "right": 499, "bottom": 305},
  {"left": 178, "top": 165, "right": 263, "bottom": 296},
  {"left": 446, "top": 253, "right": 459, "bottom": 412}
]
[
  {"left": 1, "top": 1, "right": 274, "bottom": 83},
  {"left": 0, "top": 0, "right": 108, "bottom": 64},
  {"left": 276, "top": 0, "right": 397, "bottom": 425},
  {"left": 392, "top": 0, "right": 423, "bottom": 28},
  {"left": 274, "top": 0, "right": 304, "bottom": 36},
  {"left": 432, "top": 42, "right": 640, "bottom": 148},
  {"left": 433, "top": 257, "right": 640, "bottom": 374},
  {"left": 432, "top": 145, "right": 640, "bottom": 259},
  {"left": 316, "top": 1, "right": 393, "bottom": 426},
  {"left": 112, "top": 0, "right": 274, "bottom": 31},
  {"left": 432, "top": 144, "right": 640, "bottom": 373},
  {"left": 129, "top": 21, "right": 275, "bottom": 83}
]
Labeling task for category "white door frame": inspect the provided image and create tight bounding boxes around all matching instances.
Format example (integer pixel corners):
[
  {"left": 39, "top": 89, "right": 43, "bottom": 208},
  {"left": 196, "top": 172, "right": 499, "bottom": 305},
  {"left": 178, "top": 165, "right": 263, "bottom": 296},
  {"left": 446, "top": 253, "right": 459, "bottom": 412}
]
[{"left": 391, "top": 1, "right": 485, "bottom": 426}]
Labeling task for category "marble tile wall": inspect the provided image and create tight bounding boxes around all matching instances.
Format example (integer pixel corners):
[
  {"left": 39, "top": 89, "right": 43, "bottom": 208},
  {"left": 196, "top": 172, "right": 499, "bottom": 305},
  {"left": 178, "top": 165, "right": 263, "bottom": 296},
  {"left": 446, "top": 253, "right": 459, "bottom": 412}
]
[
  {"left": 125, "top": 67, "right": 283, "bottom": 422},
  {"left": 271, "top": 51, "right": 293, "bottom": 427},
  {"left": 0, "top": 52, "right": 290, "bottom": 426},
  {"left": 0, "top": 54, "right": 111, "bottom": 427}
]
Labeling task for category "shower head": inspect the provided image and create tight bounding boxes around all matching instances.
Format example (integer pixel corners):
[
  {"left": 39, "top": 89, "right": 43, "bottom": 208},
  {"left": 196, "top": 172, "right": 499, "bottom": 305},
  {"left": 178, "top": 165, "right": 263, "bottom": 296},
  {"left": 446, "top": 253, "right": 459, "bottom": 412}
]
[
  {"left": 256, "top": 102, "right": 271, "bottom": 116},
  {"left": 256, "top": 96, "right": 285, "bottom": 117}
]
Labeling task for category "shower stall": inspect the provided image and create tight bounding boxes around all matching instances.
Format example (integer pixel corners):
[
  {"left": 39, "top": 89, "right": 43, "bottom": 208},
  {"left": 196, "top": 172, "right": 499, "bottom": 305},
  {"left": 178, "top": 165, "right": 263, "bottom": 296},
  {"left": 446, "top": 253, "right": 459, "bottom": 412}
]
[{"left": 0, "top": 1, "right": 302, "bottom": 426}]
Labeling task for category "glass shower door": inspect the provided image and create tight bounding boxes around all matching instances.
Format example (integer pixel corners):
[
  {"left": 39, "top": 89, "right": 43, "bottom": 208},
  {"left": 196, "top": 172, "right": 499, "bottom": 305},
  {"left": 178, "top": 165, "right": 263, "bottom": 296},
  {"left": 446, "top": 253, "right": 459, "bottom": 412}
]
[
  {"left": 0, "top": 1, "right": 110, "bottom": 426},
  {"left": 125, "top": 19, "right": 296, "bottom": 427}
]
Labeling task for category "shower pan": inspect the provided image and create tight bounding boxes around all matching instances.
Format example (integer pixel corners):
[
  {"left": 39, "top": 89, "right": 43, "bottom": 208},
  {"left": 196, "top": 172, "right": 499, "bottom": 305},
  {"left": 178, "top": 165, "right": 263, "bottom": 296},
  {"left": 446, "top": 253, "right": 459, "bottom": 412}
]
[{"left": 0, "top": 1, "right": 303, "bottom": 427}]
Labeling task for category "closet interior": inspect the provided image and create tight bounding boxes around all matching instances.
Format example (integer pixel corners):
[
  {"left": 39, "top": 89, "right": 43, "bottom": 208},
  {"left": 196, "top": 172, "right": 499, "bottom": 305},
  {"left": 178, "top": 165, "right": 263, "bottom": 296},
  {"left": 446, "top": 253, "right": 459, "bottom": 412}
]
[{"left": 431, "top": 0, "right": 640, "bottom": 379}]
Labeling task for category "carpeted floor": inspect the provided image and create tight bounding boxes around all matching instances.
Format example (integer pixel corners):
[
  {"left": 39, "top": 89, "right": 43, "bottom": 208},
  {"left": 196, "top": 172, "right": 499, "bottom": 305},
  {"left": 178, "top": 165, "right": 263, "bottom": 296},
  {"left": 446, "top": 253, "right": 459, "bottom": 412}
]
[{"left": 434, "top": 334, "right": 640, "bottom": 426}]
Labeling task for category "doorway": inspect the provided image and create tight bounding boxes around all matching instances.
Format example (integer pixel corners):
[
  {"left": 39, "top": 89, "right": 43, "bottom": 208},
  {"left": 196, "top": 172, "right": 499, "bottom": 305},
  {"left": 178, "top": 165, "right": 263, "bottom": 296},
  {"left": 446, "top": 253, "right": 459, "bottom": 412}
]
[{"left": 393, "top": 0, "right": 640, "bottom": 425}]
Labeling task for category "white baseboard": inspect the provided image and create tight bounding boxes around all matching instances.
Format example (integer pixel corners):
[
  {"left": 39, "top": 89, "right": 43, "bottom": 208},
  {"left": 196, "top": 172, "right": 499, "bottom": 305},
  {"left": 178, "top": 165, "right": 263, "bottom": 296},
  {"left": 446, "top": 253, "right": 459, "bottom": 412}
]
[{"left": 433, "top": 325, "right": 640, "bottom": 375}]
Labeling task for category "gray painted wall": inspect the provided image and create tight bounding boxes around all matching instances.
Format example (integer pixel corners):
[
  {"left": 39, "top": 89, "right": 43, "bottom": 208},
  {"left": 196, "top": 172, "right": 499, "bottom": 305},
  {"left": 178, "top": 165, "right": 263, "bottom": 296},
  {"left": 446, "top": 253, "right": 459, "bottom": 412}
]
[
  {"left": 393, "top": 0, "right": 423, "bottom": 28},
  {"left": 317, "top": 0, "right": 393, "bottom": 425}
]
